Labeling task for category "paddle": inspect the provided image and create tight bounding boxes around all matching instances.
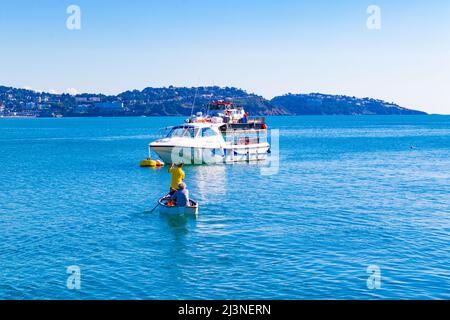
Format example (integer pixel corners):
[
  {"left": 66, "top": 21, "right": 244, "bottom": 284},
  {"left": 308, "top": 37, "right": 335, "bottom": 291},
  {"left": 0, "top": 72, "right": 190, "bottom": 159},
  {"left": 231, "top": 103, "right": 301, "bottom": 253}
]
[
  {"left": 149, "top": 202, "right": 160, "bottom": 214},
  {"left": 149, "top": 193, "right": 171, "bottom": 213}
]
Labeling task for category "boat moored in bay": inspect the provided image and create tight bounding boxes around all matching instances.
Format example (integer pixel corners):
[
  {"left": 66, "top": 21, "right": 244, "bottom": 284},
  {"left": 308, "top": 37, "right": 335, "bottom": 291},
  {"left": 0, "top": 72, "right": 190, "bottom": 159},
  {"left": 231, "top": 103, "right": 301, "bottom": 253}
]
[{"left": 149, "top": 101, "right": 270, "bottom": 165}]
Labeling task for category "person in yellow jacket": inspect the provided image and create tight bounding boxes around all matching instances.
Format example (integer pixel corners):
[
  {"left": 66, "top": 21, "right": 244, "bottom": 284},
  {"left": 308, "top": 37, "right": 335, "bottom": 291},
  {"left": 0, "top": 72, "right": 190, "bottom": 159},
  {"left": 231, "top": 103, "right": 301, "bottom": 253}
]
[{"left": 168, "top": 162, "right": 185, "bottom": 195}]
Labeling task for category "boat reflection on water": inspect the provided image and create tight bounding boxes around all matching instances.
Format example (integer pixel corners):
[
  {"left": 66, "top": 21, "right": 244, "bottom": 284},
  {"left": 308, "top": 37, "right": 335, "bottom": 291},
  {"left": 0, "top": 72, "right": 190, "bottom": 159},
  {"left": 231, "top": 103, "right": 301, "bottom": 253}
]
[
  {"left": 159, "top": 212, "right": 197, "bottom": 239},
  {"left": 189, "top": 165, "right": 227, "bottom": 203}
]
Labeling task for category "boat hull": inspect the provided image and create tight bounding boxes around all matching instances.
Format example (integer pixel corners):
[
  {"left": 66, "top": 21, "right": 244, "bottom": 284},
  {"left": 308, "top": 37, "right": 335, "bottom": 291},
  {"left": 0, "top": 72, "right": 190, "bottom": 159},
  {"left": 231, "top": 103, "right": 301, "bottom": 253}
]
[
  {"left": 158, "top": 198, "right": 199, "bottom": 217},
  {"left": 151, "top": 144, "right": 270, "bottom": 165}
]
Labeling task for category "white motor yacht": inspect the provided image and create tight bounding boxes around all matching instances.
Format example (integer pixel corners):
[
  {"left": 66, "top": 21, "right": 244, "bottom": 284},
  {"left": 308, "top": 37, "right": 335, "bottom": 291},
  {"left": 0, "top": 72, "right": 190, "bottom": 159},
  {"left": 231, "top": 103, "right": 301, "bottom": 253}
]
[{"left": 149, "top": 101, "right": 270, "bottom": 165}]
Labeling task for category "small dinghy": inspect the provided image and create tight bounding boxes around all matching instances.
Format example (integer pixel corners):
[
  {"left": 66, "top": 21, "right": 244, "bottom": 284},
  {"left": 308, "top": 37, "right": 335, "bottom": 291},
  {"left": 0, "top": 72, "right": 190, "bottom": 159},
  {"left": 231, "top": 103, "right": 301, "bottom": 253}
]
[{"left": 158, "top": 195, "right": 199, "bottom": 217}]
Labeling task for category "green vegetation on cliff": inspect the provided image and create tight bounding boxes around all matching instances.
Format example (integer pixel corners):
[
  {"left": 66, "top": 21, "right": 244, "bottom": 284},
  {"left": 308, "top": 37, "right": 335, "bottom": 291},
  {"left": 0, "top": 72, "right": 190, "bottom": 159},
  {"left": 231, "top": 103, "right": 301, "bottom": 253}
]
[
  {"left": 0, "top": 85, "right": 426, "bottom": 117},
  {"left": 270, "top": 93, "right": 426, "bottom": 115}
]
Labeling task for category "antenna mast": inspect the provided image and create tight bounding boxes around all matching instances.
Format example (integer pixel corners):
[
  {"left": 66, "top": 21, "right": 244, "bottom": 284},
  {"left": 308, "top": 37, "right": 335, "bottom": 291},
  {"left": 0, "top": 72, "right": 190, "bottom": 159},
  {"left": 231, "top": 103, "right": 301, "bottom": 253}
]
[{"left": 190, "top": 87, "right": 199, "bottom": 117}]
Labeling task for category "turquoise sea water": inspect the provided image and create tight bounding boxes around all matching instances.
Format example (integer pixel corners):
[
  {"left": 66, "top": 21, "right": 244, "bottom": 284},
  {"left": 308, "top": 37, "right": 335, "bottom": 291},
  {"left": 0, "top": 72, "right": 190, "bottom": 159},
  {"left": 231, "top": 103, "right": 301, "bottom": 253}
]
[{"left": 0, "top": 116, "right": 449, "bottom": 300}]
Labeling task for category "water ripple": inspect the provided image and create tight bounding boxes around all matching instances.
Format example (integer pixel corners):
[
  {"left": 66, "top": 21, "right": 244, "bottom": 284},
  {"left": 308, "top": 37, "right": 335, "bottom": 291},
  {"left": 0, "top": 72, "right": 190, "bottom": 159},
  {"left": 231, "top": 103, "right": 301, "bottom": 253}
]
[{"left": 0, "top": 116, "right": 449, "bottom": 299}]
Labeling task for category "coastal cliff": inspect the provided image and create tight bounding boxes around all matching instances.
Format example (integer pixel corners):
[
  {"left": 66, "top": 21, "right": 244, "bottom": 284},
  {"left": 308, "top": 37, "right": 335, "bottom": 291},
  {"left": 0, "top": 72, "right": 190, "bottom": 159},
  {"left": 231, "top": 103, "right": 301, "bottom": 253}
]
[{"left": 0, "top": 85, "right": 426, "bottom": 117}]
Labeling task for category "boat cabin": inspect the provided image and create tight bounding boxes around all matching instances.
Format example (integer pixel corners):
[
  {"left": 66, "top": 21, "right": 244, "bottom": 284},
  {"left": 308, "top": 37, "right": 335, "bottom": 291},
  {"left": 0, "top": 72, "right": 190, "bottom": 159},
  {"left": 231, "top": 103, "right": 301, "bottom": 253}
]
[{"left": 166, "top": 124, "right": 222, "bottom": 140}]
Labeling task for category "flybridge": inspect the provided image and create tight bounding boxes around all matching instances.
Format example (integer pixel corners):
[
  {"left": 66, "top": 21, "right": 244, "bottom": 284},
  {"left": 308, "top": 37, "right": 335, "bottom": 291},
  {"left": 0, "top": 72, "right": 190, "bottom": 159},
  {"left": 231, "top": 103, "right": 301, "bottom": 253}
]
[
  {"left": 208, "top": 100, "right": 236, "bottom": 109},
  {"left": 191, "top": 100, "right": 267, "bottom": 130}
]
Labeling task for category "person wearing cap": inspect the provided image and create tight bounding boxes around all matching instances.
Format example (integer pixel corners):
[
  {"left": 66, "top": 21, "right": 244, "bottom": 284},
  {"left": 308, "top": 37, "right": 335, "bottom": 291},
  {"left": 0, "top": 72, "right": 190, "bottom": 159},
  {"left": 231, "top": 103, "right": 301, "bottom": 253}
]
[
  {"left": 171, "top": 182, "right": 190, "bottom": 207},
  {"left": 168, "top": 162, "right": 185, "bottom": 195}
]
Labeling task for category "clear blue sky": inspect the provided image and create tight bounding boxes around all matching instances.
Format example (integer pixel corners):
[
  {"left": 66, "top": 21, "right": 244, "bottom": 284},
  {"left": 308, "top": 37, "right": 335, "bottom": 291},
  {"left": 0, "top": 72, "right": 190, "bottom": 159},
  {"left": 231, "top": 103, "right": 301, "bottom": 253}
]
[{"left": 0, "top": 0, "right": 449, "bottom": 113}]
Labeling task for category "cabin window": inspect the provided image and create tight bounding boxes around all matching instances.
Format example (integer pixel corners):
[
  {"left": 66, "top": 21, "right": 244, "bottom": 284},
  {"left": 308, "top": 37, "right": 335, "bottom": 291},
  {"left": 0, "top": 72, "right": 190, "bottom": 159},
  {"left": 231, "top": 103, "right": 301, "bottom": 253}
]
[
  {"left": 167, "top": 127, "right": 195, "bottom": 138},
  {"left": 201, "top": 128, "right": 217, "bottom": 138}
]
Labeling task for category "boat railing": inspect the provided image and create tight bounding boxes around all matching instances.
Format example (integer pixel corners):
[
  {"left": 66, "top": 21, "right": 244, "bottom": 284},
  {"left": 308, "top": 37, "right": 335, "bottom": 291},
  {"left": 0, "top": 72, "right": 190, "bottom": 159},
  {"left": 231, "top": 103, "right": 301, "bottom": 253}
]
[
  {"left": 234, "top": 137, "right": 261, "bottom": 145},
  {"left": 223, "top": 129, "right": 268, "bottom": 145}
]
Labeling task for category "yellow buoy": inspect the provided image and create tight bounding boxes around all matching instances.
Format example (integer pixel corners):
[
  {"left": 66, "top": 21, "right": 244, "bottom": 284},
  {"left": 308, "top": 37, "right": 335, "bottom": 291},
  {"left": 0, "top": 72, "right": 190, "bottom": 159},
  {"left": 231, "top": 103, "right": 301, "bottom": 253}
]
[
  {"left": 140, "top": 158, "right": 165, "bottom": 168},
  {"left": 140, "top": 159, "right": 157, "bottom": 167}
]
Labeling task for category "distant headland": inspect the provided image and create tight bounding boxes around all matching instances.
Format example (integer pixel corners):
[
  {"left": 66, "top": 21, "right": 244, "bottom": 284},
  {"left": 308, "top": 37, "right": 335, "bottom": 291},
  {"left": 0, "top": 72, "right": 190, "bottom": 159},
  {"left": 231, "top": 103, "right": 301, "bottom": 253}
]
[{"left": 0, "top": 85, "right": 427, "bottom": 118}]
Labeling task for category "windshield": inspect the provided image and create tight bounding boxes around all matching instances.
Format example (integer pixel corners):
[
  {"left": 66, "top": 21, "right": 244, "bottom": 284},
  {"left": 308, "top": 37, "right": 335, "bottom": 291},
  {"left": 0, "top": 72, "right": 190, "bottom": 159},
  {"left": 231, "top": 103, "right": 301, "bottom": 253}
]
[
  {"left": 167, "top": 127, "right": 196, "bottom": 138},
  {"left": 201, "top": 128, "right": 217, "bottom": 137}
]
